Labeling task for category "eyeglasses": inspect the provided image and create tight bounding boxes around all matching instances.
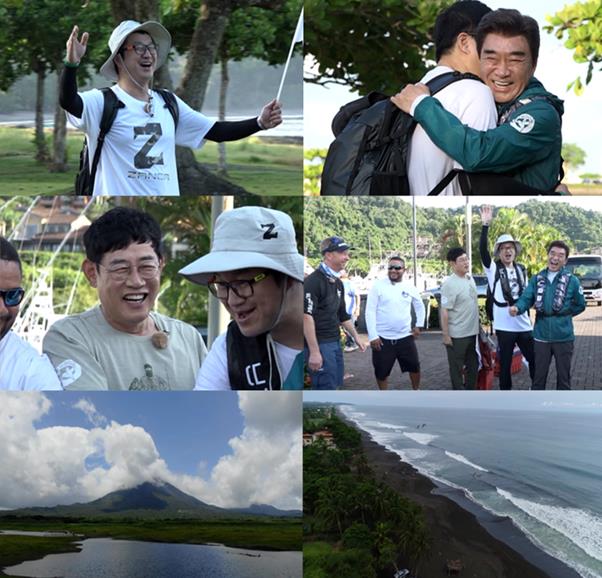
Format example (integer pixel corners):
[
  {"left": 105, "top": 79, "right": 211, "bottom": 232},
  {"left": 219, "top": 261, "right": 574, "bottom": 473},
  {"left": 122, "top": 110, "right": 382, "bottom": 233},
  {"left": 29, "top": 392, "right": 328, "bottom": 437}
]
[
  {"left": 388, "top": 266, "right": 404, "bottom": 271},
  {"left": 208, "top": 273, "right": 268, "bottom": 300},
  {"left": 123, "top": 42, "right": 158, "bottom": 56},
  {"left": 98, "top": 262, "right": 160, "bottom": 282},
  {"left": 0, "top": 287, "right": 25, "bottom": 307}
]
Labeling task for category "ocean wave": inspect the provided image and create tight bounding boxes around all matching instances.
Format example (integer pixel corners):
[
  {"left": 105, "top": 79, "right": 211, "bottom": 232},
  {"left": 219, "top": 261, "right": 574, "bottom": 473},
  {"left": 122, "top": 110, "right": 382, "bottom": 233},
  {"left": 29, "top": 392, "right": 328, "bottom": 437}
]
[
  {"left": 368, "top": 420, "right": 407, "bottom": 430},
  {"left": 403, "top": 432, "right": 439, "bottom": 445},
  {"left": 497, "top": 488, "right": 602, "bottom": 563},
  {"left": 445, "top": 451, "right": 489, "bottom": 472}
]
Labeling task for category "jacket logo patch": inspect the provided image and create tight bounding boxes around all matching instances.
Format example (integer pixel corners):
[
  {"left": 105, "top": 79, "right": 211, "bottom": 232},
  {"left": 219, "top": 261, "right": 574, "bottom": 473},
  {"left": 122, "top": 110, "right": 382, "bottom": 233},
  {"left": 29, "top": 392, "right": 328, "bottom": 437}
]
[{"left": 510, "top": 113, "right": 535, "bottom": 134}]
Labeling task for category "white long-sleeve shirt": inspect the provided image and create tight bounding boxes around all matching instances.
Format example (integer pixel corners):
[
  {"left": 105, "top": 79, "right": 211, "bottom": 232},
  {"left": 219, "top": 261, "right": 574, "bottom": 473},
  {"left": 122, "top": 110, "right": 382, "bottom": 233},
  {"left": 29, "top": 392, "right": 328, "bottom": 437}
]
[{"left": 365, "top": 278, "right": 426, "bottom": 341}]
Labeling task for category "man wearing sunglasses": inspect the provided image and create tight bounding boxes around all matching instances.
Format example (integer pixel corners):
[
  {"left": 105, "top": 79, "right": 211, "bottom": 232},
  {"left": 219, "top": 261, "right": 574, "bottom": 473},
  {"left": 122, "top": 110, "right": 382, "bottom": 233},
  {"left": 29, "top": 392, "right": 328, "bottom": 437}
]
[
  {"left": 304, "top": 236, "right": 366, "bottom": 390},
  {"left": 0, "top": 237, "right": 62, "bottom": 390},
  {"left": 60, "top": 20, "right": 282, "bottom": 196},
  {"left": 179, "top": 206, "right": 303, "bottom": 390},
  {"left": 365, "top": 256, "right": 425, "bottom": 390},
  {"left": 43, "top": 208, "right": 207, "bottom": 390}
]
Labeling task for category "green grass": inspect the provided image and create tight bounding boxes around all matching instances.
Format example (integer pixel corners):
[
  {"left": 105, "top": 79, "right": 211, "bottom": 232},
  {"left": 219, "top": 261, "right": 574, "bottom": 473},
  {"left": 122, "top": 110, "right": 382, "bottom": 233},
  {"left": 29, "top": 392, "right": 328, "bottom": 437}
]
[
  {"left": 0, "top": 517, "right": 301, "bottom": 575},
  {"left": 0, "top": 127, "right": 302, "bottom": 196}
]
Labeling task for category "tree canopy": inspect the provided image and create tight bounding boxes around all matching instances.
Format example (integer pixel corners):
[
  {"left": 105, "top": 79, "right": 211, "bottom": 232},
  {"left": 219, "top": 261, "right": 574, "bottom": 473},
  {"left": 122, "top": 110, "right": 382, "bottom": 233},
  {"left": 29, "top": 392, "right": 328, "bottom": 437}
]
[
  {"left": 304, "top": 0, "right": 452, "bottom": 95},
  {"left": 545, "top": 0, "right": 602, "bottom": 94}
]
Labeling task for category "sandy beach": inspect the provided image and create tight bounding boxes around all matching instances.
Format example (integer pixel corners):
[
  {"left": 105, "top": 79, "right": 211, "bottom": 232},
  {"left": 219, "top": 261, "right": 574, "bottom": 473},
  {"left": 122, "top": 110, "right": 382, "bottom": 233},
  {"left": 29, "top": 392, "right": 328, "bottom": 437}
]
[{"left": 351, "top": 420, "right": 582, "bottom": 578}]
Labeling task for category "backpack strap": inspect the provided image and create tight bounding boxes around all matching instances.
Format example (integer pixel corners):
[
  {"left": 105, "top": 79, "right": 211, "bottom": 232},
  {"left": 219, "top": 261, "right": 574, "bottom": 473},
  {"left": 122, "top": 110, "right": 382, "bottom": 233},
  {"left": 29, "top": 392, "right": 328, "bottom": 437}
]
[
  {"left": 89, "top": 88, "right": 124, "bottom": 194},
  {"left": 155, "top": 89, "right": 179, "bottom": 130}
]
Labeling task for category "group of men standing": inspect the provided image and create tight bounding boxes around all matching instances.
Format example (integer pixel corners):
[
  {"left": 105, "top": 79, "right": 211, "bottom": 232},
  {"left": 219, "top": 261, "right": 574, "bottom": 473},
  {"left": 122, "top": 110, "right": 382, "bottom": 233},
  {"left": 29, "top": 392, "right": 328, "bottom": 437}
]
[{"left": 303, "top": 212, "right": 586, "bottom": 390}]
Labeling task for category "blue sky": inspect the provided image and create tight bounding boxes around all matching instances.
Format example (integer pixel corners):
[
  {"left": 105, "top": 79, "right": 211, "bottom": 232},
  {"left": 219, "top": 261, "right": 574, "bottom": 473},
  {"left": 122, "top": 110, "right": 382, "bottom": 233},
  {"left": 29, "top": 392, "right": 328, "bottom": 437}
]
[
  {"left": 38, "top": 393, "right": 244, "bottom": 476},
  {"left": 0, "top": 392, "right": 302, "bottom": 510},
  {"left": 304, "top": 0, "right": 602, "bottom": 176}
]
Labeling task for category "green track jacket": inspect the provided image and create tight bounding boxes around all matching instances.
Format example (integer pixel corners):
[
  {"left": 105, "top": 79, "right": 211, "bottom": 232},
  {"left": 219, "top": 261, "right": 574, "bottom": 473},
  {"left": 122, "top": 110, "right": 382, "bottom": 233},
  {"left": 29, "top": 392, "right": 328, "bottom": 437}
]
[
  {"left": 413, "top": 77, "right": 564, "bottom": 191},
  {"left": 514, "top": 267, "right": 586, "bottom": 342}
]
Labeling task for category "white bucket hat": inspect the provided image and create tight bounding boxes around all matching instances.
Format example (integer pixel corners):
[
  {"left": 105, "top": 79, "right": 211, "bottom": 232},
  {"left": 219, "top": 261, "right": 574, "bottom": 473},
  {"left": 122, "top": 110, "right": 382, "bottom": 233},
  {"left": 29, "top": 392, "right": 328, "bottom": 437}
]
[
  {"left": 179, "top": 207, "right": 304, "bottom": 285},
  {"left": 99, "top": 20, "right": 171, "bottom": 82},
  {"left": 494, "top": 233, "right": 522, "bottom": 257}
]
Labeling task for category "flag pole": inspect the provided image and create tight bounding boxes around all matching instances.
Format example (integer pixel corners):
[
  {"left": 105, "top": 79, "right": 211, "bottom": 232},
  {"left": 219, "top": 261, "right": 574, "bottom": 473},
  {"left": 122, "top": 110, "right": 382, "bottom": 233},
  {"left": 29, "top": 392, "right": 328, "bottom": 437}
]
[{"left": 276, "top": 8, "right": 303, "bottom": 102}]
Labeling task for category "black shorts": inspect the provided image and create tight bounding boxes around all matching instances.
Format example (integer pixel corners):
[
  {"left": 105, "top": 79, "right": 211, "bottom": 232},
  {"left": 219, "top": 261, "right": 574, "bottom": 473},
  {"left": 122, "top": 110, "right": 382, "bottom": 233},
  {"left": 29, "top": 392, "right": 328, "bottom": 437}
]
[{"left": 372, "top": 335, "right": 420, "bottom": 380}]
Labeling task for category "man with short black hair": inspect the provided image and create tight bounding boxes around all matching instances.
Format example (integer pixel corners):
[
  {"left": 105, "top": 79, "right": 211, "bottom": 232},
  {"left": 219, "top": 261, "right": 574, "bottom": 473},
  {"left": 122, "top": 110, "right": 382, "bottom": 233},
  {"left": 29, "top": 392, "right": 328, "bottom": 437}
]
[
  {"left": 179, "top": 206, "right": 303, "bottom": 390},
  {"left": 409, "top": 0, "right": 497, "bottom": 195},
  {"left": 440, "top": 247, "right": 479, "bottom": 389},
  {"left": 393, "top": 8, "right": 564, "bottom": 192},
  {"left": 365, "top": 256, "right": 425, "bottom": 390},
  {"left": 510, "top": 240, "right": 585, "bottom": 389},
  {"left": 61, "top": 21, "right": 282, "bottom": 195},
  {"left": 304, "top": 236, "right": 366, "bottom": 389},
  {"left": 0, "top": 237, "right": 62, "bottom": 390},
  {"left": 43, "top": 207, "right": 207, "bottom": 390}
]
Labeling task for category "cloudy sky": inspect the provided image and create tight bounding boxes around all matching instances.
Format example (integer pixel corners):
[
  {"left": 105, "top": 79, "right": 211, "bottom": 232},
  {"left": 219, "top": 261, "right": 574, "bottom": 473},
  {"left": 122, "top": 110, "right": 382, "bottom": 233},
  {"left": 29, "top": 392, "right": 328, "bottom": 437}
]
[
  {"left": 305, "top": 390, "right": 602, "bottom": 412},
  {"left": 305, "top": 0, "right": 602, "bottom": 175},
  {"left": 0, "top": 392, "right": 301, "bottom": 511}
]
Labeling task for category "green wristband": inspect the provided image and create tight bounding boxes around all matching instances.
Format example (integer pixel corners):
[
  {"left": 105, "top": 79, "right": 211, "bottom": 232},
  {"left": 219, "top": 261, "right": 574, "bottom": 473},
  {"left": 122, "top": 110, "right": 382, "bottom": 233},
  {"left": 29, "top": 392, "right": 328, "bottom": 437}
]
[{"left": 64, "top": 60, "right": 80, "bottom": 68}]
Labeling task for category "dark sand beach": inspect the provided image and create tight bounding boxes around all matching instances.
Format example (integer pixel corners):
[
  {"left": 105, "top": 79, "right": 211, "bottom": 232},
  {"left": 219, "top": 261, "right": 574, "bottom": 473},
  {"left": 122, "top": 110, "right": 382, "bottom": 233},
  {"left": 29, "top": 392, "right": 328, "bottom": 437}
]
[{"left": 351, "top": 420, "right": 582, "bottom": 578}]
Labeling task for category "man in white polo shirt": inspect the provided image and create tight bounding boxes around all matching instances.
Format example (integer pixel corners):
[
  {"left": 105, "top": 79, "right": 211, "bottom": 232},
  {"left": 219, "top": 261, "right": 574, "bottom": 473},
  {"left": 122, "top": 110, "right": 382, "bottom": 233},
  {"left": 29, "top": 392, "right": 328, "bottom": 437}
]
[{"left": 365, "top": 256, "right": 425, "bottom": 390}]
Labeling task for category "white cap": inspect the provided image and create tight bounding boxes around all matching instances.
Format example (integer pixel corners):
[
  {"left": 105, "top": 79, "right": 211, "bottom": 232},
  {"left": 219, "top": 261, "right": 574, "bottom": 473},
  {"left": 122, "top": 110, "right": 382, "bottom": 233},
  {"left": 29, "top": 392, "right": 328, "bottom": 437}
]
[
  {"left": 179, "top": 207, "right": 304, "bottom": 284},
  {"left": 494, "top": 234, "right": 522, "bottom": 257},
  {"left": 99, "top": 20, "right": 171, "bottom": 82}
]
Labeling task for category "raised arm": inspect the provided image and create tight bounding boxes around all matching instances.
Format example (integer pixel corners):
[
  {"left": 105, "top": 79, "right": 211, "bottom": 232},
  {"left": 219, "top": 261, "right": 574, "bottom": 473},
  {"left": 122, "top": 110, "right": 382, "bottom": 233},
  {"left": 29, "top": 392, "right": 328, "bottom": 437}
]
[
  {"left": 479, "top": 205, "right": 493, "bottom": 269},
  {"left": 60, "top": 25, "right": 88, "bottom": 117}
]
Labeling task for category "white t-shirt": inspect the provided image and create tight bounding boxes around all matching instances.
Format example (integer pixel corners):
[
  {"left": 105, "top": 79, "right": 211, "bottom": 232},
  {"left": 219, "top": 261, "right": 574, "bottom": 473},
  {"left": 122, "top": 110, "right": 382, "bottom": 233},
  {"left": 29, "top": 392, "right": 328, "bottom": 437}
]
[
  {"left": 365, "top": 278, "right": 426, "bottom": 341},
  {"left": 484, "top": 262, "right": 532, "bottom": 332},
  {"left": 0, "top": 331, "right": 62, "bottom": 390},
  {"left": 194, "top": 332, "right": 300, "bottom": 390},
  {"left": 67, "top": 85, "right": 215, "bottom": 196},
  {"left": 408, "top": 65, "right": 497, "bottom": 195}
]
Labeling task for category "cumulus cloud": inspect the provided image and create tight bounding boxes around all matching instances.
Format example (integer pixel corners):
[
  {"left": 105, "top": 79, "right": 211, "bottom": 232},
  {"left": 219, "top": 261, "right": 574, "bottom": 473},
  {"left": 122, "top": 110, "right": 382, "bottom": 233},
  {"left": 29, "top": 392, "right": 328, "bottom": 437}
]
[
  {"left": 0, "top": 392, "right": 302, "bottom": 512},
  {"left": 73, "top": 398, "right": 107, "bottom": 427},
  {"left": 0, "top": 395, "right": 169, "bottom": 509},
  {"left": 182, "top": 391, "right": 302, "bottom": 510}
]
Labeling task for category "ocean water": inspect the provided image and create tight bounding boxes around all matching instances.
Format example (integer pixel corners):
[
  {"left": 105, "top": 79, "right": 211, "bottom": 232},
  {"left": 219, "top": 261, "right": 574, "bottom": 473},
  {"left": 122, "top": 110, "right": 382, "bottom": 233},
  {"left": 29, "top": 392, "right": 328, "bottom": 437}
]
[{"left": 341, "top": 405, "right": 602, "bottom": 578}]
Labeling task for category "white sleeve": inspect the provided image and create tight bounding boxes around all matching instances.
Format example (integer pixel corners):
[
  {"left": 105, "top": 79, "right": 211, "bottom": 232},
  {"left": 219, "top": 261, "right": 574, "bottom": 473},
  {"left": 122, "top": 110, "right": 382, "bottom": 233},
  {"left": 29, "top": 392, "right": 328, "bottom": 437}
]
[
  {"left": 173, "top": 95, "right": 216, "bottom": 149},
  {"left": 194, "top": 333, "right": 230, "bottom": 390},
  {"left": 365, "top": 284, "right": 379, "bottom": 341},
  {"left": 24, "top": 355, "right": 64, "bottom": 391},
  {"left": 410, "top": 287, "right": 426, "bottom": 328},
  {"left": 456, "top": 80, "right": 497, "bottom": 130}
]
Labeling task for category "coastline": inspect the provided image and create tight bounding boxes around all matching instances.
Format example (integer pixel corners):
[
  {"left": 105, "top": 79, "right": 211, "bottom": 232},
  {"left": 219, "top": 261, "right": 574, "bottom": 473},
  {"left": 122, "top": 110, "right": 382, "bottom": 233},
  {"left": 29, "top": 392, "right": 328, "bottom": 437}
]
[{"left": 343, "top": 414, "right": 582, "bottom": 578}]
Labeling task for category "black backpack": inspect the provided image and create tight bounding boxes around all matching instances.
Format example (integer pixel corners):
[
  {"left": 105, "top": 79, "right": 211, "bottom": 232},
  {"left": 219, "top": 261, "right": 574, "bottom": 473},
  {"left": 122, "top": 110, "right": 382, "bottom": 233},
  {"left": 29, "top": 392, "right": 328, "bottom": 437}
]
[
  {"left": 75, "top": 88, "right": 179, "bottom": 195},
  {"left": 320, "top": 71, "right": 482, "bottom": 196},
  {"left": 485, "top": 261, "right": 527, "bottom": 322}
]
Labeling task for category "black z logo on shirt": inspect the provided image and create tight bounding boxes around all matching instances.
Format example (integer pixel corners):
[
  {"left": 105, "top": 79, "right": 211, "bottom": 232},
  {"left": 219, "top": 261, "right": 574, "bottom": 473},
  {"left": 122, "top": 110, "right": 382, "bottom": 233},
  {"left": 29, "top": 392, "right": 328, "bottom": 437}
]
[
  {"left": 261, "top": 223, "right": 278, "bottom": 239},
  {"left": 134, "top": 123, "right": 164, "bottom": 169}
]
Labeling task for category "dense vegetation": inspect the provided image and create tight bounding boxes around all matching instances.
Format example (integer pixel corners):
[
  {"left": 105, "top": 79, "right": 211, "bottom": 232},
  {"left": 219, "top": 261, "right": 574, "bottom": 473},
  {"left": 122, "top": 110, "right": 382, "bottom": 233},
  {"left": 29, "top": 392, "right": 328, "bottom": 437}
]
[
  {"left": 304, "top": 404, "right": 430, "bottom": 577},
  {"left": 305, "top": 197, "right": 602, "bottom": 277}
]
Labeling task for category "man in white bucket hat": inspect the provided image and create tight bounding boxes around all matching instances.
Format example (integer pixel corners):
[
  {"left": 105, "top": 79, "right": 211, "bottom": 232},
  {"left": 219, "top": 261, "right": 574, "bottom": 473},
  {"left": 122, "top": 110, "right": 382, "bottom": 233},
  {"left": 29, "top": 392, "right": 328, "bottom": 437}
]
[
  {"left": 60, "top": 21, "right": 282, "bottom": 196},
  {"left": 479, "top": 205, "right": 534, "bottom": 389},
  {"left": 179, "top": 206, "right": 303, "bottom": 390}
]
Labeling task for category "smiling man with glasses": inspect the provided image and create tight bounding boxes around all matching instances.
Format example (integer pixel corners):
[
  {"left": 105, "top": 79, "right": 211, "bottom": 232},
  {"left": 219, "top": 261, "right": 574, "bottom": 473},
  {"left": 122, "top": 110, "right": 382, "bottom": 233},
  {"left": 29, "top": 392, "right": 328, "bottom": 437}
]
[
  {"left": 43, "top": 208, "right": 207, "bottom": 390},
  {"left": 60, "top": 20, "right": 283, "bottom": 196},
  {"left": 179, "top": 206, "right": 303, "bottom": 390},
  {"left": 0, "top": 237, "right": 62, "bottom": 390}
]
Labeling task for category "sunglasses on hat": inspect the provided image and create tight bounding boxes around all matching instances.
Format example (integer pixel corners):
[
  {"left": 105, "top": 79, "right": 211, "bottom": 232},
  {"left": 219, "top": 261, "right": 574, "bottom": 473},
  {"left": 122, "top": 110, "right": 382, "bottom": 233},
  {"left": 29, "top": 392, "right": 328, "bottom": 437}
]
[{"left": 1, "top": 287, "right": 25, "bottom": 307}]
